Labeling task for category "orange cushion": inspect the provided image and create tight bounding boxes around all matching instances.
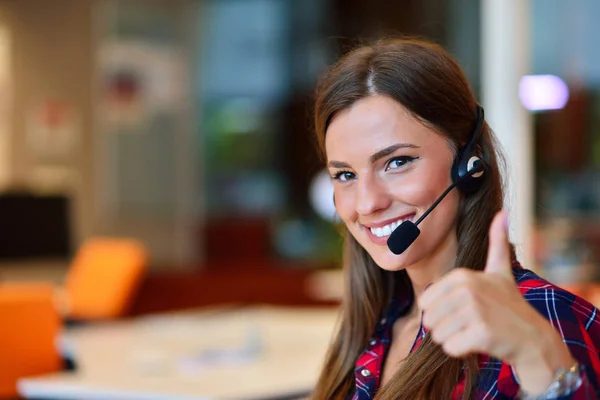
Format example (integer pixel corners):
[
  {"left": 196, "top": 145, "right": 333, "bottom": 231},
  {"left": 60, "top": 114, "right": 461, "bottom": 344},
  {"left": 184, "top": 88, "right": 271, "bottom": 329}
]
[
  {"left": 0, "top": 283, "right": 62, "bottom": 397},
  {"left": 65, "top": 238, "right": 147, "bottom": 319}
]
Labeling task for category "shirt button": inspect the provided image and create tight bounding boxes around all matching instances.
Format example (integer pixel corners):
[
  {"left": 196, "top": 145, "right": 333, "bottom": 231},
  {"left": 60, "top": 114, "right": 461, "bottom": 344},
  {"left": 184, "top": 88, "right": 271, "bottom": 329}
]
[
  {"left": 361, "top": 369, "right": 371, "bottom": 377},
  {"left": 369, "top": 339, "right": 377, "bottom": 346},
  {"left": 380, "top": 317, "right": 387, "bottom": 325}
]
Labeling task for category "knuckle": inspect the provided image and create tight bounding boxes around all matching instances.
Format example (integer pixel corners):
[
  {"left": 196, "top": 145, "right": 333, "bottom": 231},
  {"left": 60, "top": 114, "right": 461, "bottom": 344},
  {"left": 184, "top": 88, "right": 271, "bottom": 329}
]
[
  {"left": 422, "top": 311, "right": 433, "bottom": 327},
  {"left": 442, "top": 340, "right": 460, "bottom": 357},
  {"left": 459, "top": 285, "right": 477, "bottom": 304},
  {"left": 476, "top": 324, "right": 493, "bottom": 349},
  {"left": 453, "top": 268, "right": 470, "bottom": 281},
  {"left": 431, "top": 328, "right": 442, "bottom": 343}
]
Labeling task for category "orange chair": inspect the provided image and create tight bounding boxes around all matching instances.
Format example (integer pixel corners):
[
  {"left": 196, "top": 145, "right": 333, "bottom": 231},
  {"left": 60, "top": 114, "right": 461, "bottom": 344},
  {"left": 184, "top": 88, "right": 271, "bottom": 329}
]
[
  {"left": 62, "top": 237, "right": 148, "bottom": 320},
  {"left": 0, "top": 283, "right": 62, "bottom": 397}
]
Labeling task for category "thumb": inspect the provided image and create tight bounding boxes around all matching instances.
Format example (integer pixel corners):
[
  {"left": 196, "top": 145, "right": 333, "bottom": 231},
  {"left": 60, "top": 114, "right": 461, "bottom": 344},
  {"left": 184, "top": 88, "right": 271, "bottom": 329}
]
[{"left": 484, "top": 210, "right": 513, "bottom": 278}]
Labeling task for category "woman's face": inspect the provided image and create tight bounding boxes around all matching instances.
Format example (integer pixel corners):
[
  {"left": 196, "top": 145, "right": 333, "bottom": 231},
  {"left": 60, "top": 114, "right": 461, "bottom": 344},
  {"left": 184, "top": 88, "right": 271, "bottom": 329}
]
[{"left": 325, "top": 95, "right": 460, "bottom": 271}]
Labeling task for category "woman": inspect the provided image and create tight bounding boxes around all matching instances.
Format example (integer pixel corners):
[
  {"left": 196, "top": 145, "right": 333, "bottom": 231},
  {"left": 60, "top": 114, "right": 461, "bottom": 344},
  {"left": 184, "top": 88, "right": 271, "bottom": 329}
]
[{"left": 311, "top": 37, "right": 600, "bottom": 399}]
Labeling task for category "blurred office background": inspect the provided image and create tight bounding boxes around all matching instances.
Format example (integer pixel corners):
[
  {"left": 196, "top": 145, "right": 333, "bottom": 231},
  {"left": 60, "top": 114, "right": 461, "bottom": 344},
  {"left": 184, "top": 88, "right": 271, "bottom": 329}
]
[
  {"left": 0, "top": 0, "right": 474, "bottom": 310},
  {"left": 1, "top": 0, "right": 600, "bottom": 397},
  {"left": 1, "top": 0, "right": 600, "bottom": 311}
]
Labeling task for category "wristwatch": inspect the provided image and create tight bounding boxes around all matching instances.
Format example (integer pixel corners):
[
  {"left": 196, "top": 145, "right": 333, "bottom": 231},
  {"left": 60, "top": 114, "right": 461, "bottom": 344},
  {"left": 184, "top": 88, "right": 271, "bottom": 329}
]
[{"left": 518, "top": 362, "right": 583, "bottom": 399}]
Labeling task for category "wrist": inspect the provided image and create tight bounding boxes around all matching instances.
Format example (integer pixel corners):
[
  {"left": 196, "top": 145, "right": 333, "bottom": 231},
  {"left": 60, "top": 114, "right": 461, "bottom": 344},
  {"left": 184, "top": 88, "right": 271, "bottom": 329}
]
[
  {"left": 513, "top": 329, "right": 575, "bottom": 394},
  {"left": 517, "top": 362, "right": 582, "bottom": 400}
]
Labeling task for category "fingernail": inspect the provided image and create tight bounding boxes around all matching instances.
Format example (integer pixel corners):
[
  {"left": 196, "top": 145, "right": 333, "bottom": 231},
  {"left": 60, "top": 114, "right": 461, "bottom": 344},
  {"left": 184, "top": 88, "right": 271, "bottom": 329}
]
[{"left": 424, "top": 283, "right": 433, "bottom": 291}]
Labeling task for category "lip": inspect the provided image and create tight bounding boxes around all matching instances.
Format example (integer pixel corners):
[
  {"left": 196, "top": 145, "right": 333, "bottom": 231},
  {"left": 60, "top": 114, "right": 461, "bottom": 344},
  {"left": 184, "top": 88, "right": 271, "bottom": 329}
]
[
  {"left": 361, "top": 213, "right": 416, "bottom": 229},
  {"left": 362, "top": 213, "right": 416, "bottom": 246}
]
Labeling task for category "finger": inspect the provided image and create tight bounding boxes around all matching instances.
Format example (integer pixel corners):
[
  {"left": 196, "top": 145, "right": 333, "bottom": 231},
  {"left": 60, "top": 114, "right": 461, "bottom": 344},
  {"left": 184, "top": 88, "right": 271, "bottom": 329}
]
[
  {"left": 441, "top": 322, "right": 492, "bottom": 358},
  {"left": 429, "top": 307, "right": 471, "bottom": 345},
  {"left": 484, "top": 210, "right": 513, "bottom": 278},
  {"left": 419, "top": 268, "right": 473, "bottom": 310},
  {"left": 422, "top": 283, "right": 473, "bottom": 330}
]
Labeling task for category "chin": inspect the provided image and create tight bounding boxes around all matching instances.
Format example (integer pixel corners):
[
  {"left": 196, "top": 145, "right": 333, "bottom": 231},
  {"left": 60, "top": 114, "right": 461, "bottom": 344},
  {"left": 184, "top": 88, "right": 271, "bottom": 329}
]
[{"left": 369, "top": 245, "right": 416, "bottom": 272}]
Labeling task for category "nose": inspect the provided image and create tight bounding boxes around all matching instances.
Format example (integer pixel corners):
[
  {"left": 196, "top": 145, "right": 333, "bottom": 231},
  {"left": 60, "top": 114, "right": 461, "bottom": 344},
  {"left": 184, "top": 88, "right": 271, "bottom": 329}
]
[{"left": 355, "top": 173, "right": 392, "bottom": 216}]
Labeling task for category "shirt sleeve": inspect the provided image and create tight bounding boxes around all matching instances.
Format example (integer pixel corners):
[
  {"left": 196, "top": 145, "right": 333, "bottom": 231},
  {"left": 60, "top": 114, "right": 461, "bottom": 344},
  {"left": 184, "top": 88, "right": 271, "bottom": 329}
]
[{"left": 513, "top": 286, "right": 600, "bottom": 399}]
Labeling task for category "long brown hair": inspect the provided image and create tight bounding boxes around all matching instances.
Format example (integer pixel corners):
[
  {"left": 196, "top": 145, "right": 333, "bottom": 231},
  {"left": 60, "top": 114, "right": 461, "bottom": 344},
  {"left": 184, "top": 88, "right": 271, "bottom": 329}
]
[{"left": 311, "top": 37, "right": 514, "bottom": 399}]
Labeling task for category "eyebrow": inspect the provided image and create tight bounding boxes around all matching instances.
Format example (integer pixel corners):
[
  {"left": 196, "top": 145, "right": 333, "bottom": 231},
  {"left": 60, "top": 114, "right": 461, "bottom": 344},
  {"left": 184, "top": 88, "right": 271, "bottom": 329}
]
[{"left": 327, "top": 143, "right": 420, "bottom": 169}]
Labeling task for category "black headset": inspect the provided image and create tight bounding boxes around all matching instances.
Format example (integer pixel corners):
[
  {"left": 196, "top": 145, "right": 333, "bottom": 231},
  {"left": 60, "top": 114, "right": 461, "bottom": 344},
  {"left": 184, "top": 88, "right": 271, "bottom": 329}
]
[{"left": 450, "top": 105, "right": 486, "bottom": 194}]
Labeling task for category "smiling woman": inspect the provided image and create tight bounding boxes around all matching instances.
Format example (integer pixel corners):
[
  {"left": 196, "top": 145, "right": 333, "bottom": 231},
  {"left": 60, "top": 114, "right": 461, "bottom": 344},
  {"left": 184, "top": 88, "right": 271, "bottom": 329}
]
[
  {"left": 310, "top": 37, "right": 600, "bottom": 400},
  {"left": 326, "top": 95, "right": 460, "bottom": 273}
]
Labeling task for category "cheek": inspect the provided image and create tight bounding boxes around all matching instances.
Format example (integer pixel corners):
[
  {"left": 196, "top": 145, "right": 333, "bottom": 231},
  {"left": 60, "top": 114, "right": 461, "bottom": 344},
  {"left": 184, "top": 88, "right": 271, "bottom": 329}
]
[
  {"left": 388, "top": 172, "right": 452, "bottom": 206},
  {"left": 333, "top": 188, "right": 356, "bottom": 221}
]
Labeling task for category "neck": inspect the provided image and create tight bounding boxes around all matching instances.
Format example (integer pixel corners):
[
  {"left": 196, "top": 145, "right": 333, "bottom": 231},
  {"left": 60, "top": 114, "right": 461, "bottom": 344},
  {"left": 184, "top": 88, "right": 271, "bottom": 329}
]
[{"left": 406, "top": 231, "right": 458, "bottom": 310}]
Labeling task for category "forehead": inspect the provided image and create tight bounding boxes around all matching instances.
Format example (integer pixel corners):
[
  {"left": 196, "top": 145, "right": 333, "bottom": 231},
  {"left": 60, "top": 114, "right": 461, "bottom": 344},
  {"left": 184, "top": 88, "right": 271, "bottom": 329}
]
[{"left": 324, "top": 95, "right": 444, "bottom": 162}]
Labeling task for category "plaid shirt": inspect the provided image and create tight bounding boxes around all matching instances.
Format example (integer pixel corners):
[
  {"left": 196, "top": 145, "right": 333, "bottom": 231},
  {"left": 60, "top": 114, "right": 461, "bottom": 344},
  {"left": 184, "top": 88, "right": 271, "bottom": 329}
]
[{"left": 352, "top": 263, "right": 600, "bottom": 399}]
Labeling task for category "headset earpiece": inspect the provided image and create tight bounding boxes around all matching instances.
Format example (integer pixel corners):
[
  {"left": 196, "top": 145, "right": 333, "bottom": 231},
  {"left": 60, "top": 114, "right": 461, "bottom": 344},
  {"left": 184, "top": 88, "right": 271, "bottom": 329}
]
[
  {"left": 451, "top": 105, "right": 486, "bottom": 193},
  {"left": 467, "top": 156, "right": 484, "bottom": 178}
]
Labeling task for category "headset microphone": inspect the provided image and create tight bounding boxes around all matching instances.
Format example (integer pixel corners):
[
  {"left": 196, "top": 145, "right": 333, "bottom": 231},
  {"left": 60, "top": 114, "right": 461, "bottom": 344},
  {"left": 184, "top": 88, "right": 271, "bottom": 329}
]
[
  {"left": 386, "top": 161, "right": 484, "bottom": 255},
  {"left": 386, "top": 105, "right": 486, "bottom": 255}
]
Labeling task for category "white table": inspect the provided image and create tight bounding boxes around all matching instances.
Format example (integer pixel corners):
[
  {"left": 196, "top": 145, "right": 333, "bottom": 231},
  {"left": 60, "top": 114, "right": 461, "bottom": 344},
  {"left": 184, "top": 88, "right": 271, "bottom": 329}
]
[{"left": 18, "top": 306, "right": 339, "bottom": 400}]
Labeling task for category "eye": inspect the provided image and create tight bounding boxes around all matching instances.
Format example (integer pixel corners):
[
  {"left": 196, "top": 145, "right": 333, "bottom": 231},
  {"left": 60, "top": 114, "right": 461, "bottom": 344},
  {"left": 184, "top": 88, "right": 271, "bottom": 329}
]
[
  {"left": 385, "top": 156, "right": 418, "bottom": 171},
  {"left": 332, "top": 170, "right": 356, "bottom": 182}
]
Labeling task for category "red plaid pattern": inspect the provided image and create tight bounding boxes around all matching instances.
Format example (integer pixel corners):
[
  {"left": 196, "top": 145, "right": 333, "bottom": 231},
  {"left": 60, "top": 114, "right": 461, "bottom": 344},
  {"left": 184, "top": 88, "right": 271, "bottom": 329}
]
[{"left": 351, "top": 263, "right": 600, "bottom": 399}]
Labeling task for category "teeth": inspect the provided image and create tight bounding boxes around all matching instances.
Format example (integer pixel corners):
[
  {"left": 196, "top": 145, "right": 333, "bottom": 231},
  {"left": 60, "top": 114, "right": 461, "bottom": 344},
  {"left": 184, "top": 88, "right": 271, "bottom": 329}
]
[{"left": 369, "top": 216, "right": 413, "bottom": 238}]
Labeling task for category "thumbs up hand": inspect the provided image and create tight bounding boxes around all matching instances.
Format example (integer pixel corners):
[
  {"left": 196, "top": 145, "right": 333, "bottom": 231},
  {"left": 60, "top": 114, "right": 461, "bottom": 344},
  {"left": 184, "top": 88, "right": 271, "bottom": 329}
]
[
  {"left": 418, "top": 211, "right": 575, "bottom": 393},
  {"left": 483, "top": 209, "right": 513, "bottom": 278}
]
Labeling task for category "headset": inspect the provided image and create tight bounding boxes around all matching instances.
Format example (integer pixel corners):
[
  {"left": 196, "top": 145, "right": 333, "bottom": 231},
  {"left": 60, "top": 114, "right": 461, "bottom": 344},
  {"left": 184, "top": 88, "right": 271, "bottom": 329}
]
[{"left": 451, "top": 105, "right": 486, "bottom": 193}]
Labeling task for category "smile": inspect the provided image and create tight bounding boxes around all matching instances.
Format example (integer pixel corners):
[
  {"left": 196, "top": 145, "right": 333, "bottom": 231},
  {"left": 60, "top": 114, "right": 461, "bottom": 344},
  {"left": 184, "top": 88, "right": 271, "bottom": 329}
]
[{"left": 367, "top": 215, "right": 415, "bottom": 238}]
